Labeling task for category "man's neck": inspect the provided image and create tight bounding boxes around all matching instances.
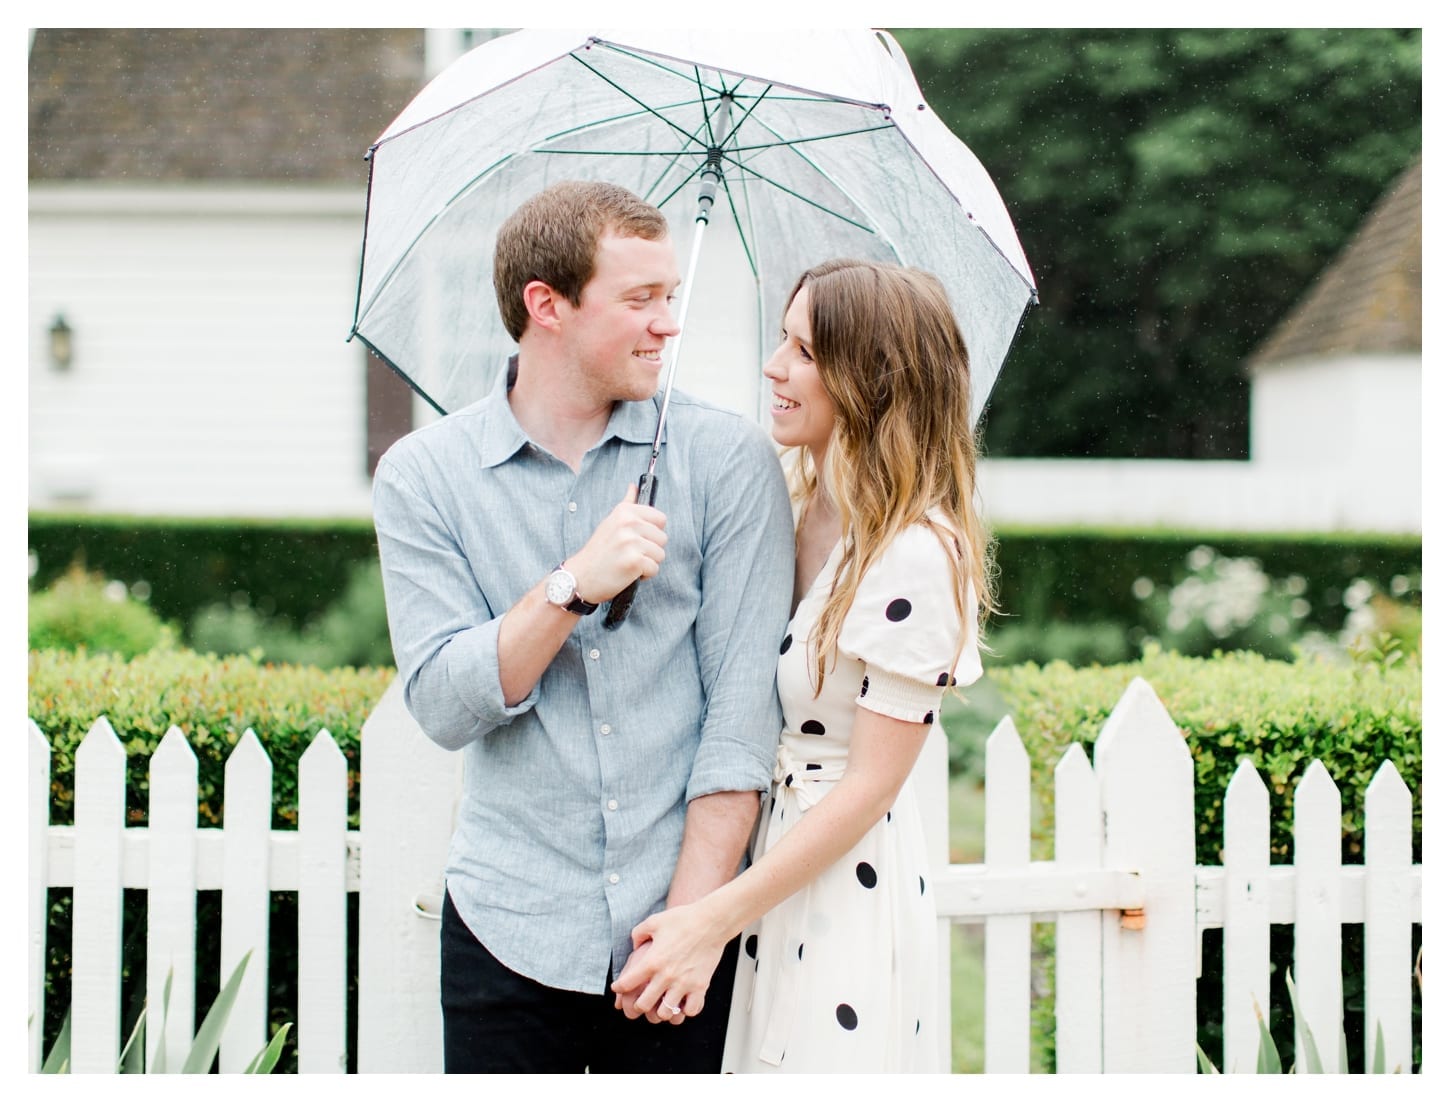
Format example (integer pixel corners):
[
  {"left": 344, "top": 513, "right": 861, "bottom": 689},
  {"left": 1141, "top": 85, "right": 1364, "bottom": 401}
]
[{"left": 507, "top": 352, "right": 614, "bottom": 472}]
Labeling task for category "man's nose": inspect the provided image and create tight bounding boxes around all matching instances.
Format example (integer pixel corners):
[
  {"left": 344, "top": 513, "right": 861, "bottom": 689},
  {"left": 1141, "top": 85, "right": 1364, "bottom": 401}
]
[{"left": 651, "top": 307, "right": 682, "bottom": 337}]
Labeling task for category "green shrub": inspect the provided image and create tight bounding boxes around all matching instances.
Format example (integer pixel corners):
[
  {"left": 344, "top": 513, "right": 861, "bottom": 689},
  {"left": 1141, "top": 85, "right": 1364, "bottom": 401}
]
[
  {"left": 29, "top": 647, "right": 394, "bottom": 828},
  {"left": 188, "top": 561, "right": 394, "bottom": 670},
  {"left": 29, "top": 565, "right": 176, "bottom": 658}
]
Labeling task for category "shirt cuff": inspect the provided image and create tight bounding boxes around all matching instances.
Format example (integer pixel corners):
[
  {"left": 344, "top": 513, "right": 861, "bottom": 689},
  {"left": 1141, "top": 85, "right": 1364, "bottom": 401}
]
[
  {"left": 445, "top": 616, "right": 540, "bottom": 726},
  {"left": 685, "top": 736, "right": 776, "bottom": 802},
  {"left": 855, "top": 663, "right": 945, "bottom": 725}
]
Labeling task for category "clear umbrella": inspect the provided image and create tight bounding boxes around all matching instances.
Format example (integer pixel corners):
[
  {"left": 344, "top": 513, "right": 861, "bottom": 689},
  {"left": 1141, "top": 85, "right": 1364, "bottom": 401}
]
[{"left": 351, "top": 28, "right": 1038, "bottom": 624}]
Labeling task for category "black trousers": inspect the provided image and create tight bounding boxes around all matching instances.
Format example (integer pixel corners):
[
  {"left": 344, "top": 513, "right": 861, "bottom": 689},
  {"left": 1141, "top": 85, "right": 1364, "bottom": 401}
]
[{"left": 440, "top": 889, "right": 739, "bottom": 1073}]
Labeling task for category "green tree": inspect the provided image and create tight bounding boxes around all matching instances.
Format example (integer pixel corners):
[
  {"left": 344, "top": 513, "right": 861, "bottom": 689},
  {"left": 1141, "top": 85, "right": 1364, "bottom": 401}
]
[{"left": 892, "top": 28, "right": 1421, "bottom": 458}]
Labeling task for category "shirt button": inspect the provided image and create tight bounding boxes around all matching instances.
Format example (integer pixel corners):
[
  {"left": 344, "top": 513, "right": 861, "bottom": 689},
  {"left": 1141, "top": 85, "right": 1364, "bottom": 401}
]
[
  {"left": 600, "top": 723, "right": 612, "bottom": 735},
  {"left": 589, "top": 648, "right": 601, "bottom": 661},
  {"left": 607, "top": 799, "right": 618, "bottom": 811},
  {"left": 608, "top": 873, "right": 621, "bottom": 885},
  {"left": 568, "top": 501, "right": 578, "bottom": 513}
]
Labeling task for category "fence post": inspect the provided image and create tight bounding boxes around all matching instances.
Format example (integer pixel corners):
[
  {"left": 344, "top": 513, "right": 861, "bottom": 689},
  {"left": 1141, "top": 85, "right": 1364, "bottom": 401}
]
[
  {"left": 29, "top": 722, "right": 52, "bottom": 1072},
  {"left": 145, "top": 727, "right": 198, "bottom": 1072},
  {"left": 1053, "top": 742, "right": 1103, "bottom": 1072},
  {"left": 1096, "top": 678, "right": 1197, "bottom": 1072},
  {"left": 984, "top": 717, "right": 1031, "bottom": 1072},
  {"left": 911, "top": 723, "right": 951, "bottom": 1071},
  {"left": 356, "top": 677, "right": 461, "bottom": 1072},
  {"left": 1292, "top": 760, "right": 1342, "bottom": 1073},
  {"left": 220, "top": 730, "right": 272, "bottom": 1072},
  {"left": 1222, "top": 757, "right": 1271, "bottom": 1074},
  {"left": 71, "top": 716, "right": 127, "bottom": 1072},
  {"left": 298, "top": 730, "right": 349, "bottom": 1073},
  {"left": 1364, "top": 760, "right": 1413, "bottom": 1073}
]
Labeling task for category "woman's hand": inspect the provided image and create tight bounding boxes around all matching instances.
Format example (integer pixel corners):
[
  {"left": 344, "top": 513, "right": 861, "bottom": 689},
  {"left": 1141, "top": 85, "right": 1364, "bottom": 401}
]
[{"left": 610, "top": 899, "right": 730, "bottom": 1024}]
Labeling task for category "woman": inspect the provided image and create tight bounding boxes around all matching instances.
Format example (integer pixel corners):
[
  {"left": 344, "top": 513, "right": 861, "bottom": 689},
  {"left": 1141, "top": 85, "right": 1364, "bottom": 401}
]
[{"left": 611, "top": 258, "right": 993, "bottom": 1072}]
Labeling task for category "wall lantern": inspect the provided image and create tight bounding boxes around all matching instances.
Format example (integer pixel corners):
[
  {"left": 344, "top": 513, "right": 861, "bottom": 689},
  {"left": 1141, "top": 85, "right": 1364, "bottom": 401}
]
[{"left": 49, "top": 313, "right": 74, "bottom": 372}]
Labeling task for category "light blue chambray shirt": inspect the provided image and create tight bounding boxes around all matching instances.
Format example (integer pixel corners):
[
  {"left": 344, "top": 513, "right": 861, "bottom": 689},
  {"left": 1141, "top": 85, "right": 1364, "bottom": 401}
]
[{"left": 372, "top": 372, "right": 794, "bottom": 994}]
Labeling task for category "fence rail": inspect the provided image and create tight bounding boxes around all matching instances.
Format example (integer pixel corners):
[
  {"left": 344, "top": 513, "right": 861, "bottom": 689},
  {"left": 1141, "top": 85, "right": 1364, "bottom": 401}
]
[{"left": 29, "top": 676, "right": 1421, "bottom": 1073}]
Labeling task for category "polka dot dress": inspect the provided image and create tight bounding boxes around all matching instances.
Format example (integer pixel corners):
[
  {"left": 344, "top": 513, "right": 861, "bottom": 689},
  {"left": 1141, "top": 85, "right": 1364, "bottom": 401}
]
[{"left": 721, "top": 520, "right": 982, "bottom": 1073}]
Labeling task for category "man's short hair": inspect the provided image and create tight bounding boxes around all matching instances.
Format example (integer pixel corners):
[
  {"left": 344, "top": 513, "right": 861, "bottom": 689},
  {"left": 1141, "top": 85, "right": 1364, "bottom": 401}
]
[{"left": 494, "top": 181, "right": 669, "bottom": 341}]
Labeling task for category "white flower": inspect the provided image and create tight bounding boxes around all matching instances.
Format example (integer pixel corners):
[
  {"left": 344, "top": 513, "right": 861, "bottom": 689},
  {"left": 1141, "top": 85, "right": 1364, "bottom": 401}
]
[
  {"left": 1343, "top": 579, "right": 1374, "bottom": 610},
  {"left": 1391, "top": 575, "right": 1410, "bottom": 597},
  {"left": 103, "top": 580, "right": 128, "bottom": 603},
  {"left": 130, "top": 580, "right": 152, "bottom": 602},
  {"left": 1188, "top": 545, "right": 1215, "bottom": 571},
  {"left": 1132, "top": 577, "right": 1155, "bottom": 600},
  {"left": 28, "top": 552, "right": 39, "bottom": 579},
  {"left": 1291, "top": 598, "right": 1311, "bottom": 619},
  {"left": 1285, "top": 574, "right": 1307, "bottom": 596}
]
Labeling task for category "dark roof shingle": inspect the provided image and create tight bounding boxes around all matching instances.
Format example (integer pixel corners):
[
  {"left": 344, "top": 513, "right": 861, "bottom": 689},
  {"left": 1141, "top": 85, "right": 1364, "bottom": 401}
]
[
  {"left": 1249, "top": 158, "right": 1421, "bottom": 368},
  {"left": 29, "top": 28, "right": 425, "bottom": 183}
]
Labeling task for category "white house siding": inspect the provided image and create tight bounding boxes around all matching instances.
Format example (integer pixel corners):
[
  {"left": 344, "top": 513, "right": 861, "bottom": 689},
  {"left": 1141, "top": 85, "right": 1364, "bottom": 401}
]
[
  {"left": 1250, "top": 353, "right": 1421, "bottom": 476},
  {"left": 29, "top": 185, "right": 374, "bottom": 517},
  {"left": 974, "top": 456, "right": 1418, "bottom": 534}
]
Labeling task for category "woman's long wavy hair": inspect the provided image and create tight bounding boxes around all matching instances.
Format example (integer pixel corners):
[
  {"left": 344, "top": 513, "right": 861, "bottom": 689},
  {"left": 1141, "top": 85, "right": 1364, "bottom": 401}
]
[{"left": 785, "top": 259, "right": 996, "bottom": 693}]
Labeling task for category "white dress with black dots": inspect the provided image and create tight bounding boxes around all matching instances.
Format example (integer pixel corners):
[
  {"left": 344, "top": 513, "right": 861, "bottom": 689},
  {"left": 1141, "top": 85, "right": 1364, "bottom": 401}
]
[{"left": 720, "top": 520, "right": 982, "bottom": 1073}]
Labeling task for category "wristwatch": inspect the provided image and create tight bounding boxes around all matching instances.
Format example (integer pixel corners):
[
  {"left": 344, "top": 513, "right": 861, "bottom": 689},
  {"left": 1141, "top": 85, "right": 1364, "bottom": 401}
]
[{"left": 544, "top": 564, "right": 599, "bottom": 615}]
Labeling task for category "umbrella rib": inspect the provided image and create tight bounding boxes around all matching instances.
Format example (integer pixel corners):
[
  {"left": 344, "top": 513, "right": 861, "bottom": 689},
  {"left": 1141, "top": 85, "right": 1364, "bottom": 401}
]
[
  {"left": 728, "top": 122, "right": 896, "bottom": 154},
  {"left": 716, "top": 150, "right": 877, "bottom": 234},
  {"left": 716, "top": 173, "right": 760, "bottom": 279},
  {"left": 570, "top": 53, "right": 708, "bottom": 150},
  {"left": 534, "top": 96, "right": 709, "bottom": 147},
  {"left": 643, "top": 118, "right": 715, "bottom": 206}
]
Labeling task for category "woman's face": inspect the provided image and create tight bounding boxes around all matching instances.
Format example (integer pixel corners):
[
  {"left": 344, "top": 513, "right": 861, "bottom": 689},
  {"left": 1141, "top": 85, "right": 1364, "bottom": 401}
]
[{"left": 763, "top": 286, "right": 835, "bottom": 458}]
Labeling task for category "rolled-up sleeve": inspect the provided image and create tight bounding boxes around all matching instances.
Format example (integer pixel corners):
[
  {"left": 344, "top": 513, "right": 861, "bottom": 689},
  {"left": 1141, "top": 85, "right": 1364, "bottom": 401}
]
[
  {"left": 372, "top": 454, "right": 539, "bottom": 751},
  {"left": 685, "top": 425, "right": 795, "bottom": 801}
]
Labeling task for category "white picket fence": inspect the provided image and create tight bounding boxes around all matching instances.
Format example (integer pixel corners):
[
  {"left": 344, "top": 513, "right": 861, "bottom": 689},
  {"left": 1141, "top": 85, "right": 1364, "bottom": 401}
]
[{"left": 28, "top": 676, "right": 1421, "bottom": 1073}]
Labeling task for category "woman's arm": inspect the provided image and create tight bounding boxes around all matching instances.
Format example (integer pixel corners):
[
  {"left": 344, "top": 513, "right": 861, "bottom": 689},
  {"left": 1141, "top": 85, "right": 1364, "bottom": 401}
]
[{"left": 610, "top": 706, "right": 931, "bottom": 1019}]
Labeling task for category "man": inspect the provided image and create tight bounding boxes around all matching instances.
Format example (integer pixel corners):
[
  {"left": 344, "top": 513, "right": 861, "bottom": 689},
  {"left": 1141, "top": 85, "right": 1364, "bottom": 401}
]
[{"left": 372, "top": 180, "right": 794, "bottom": 1073}]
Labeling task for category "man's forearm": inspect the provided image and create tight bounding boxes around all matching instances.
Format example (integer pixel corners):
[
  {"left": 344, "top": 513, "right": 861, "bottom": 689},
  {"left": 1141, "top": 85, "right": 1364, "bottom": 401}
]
[
  {"left": 496, "top": 576, "right": 583, "bottom": 706},
  {"left": 665, "top": 789, "right": 762, "bottom": 907}
]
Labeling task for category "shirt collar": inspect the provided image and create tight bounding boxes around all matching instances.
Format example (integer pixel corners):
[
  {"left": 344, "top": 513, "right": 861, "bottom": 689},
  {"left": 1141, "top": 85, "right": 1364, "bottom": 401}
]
[{"left": 476, "top": 355, "right": 666, "bottom": 469}]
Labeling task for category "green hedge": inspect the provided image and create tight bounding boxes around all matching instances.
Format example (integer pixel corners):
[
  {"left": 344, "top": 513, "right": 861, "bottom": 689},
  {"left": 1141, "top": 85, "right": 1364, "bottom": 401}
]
[
  {"left": 30, "top": 513, "right": 1421, "bottom": 640},
  {"left": 29, "top": 647, "right": 394, "bottom": 828},
  {"left": 984, "top": 646, "right": 1422, "bottom": 863},
  {"left": 991, "top": 526, "right": 1421, "bottom": 635},
  {"left": 28, "top": 513, "right": 380, "bottom": 629}
]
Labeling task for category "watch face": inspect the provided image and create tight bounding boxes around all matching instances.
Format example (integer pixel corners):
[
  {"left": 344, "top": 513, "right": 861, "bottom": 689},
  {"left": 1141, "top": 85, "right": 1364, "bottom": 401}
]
[{"left": 545, "top": 569, "right": 575, "bottom": 606}]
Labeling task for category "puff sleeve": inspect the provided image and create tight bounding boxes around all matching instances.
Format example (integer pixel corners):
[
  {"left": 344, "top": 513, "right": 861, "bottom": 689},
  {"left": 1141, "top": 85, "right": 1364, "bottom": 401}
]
[{"left": 835, "top": 522, "right": 984, "bottom": 724}]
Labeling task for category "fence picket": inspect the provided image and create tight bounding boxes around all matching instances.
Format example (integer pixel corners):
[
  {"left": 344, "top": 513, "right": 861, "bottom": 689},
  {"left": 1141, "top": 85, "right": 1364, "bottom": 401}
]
[
  {"left": 912, "top": 725, "right": 953, "bottom": 1072},
  {"left": 1053, "top": 743, "right": 1102, "bottom": 1072},
  {"left": 29, "top": 722, "right": 52, "bottom": 1072},
  {"left": 70, "top": 717, "right": 127, "bottom": 1072},
  {"left": 1222, "top": 758, "right": 1271, "bottom": 1073},
  {"left": 298, "top": 730, "right": 348, "bottom": 1073},
  {"left": 145, "top": 727, "right": 198, "bottom": 1072},
  {"left": 1096, "top": 678, "right": 1197, "bottom": 1072},
  {"left": 1364, "top": 761, "right": 1413, "bottom": 1073},
  {"left": 357, "top": 678, "right": 459, "bottom": 1073},
  {"left": 983, "top": 717, "right": 1031, "bottom": 1072},
  {"left": 220, "top": 730, "right": 272, "bottom": 1072},
  {"left": 1292, "top": 760, "right": 1342, "bottom": 1073}
]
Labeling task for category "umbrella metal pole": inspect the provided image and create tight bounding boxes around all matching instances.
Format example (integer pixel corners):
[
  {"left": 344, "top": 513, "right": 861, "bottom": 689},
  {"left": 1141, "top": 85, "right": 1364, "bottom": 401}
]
[{"left": 604, "top": 121, "right": 730, "bottom": 629}]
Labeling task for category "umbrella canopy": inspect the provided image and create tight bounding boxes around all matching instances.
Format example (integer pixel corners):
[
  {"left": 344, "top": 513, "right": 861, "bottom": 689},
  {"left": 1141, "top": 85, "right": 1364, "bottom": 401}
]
[{"left": 351, "top": 28, "right": 1037, "bottom": 423}]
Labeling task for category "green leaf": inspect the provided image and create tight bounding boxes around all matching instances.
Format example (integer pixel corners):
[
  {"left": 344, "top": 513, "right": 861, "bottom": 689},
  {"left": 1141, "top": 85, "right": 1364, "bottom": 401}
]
[
  {"left": 181, "top": 949, "right": 251, "bottom": 1073},
  {"left": 40, "top": 1008, "right": 71, "bottom": 1074},
  {"left": 151, "top": 968, "right": 174, "bottom": 1074},
  {"left": 1373, "top": 1021, "right": 1386, "bottom": 1074},
  {"left": 243, "top": 1022, "right": 292, "bottom": 1074},
  {"left": 118, "top": 1004, "right": 147, "bottom": 1073},
  {"left": 1195, "top": 1042, "right": 1220, "bottom": 1073},
  {"left": 1252, "top": 994, "right": 1281, "bottom": 1074}
]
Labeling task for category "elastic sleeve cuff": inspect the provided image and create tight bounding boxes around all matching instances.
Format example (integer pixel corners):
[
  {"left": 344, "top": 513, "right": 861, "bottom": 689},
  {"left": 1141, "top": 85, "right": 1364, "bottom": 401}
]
[
  {"left": 445, "top": 617, "right": 540, "bottom": 725},
  {"left": 856, "top": 663, "right": 946, "bottom": 725}
]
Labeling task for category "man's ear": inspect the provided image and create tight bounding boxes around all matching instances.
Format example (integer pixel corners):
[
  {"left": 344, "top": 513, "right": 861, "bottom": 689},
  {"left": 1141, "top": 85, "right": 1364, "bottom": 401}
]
[{"left": 522, "top": 280, "right": 565, "bottom": 332}]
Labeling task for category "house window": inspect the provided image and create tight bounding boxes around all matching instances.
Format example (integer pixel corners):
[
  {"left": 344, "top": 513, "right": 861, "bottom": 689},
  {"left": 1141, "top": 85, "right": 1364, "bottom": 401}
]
[{"left": 366, "top": 350, "right": 414, "bottom": 476}]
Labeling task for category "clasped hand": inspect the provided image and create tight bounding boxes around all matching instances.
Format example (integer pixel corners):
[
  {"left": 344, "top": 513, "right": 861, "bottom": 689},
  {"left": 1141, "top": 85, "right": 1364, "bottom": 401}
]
[
  {"left": 610, "top": 900, "right": 728, "bottom": 1026},
  {"left": 566, "top": 483, "right": 668, "bottom": 604}
]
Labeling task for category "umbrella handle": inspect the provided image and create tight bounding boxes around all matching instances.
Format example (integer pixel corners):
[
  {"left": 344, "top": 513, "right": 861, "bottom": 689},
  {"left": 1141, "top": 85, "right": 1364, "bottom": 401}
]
[{"left": 602, "top": 471, "right": 659, "bottom": 630}]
